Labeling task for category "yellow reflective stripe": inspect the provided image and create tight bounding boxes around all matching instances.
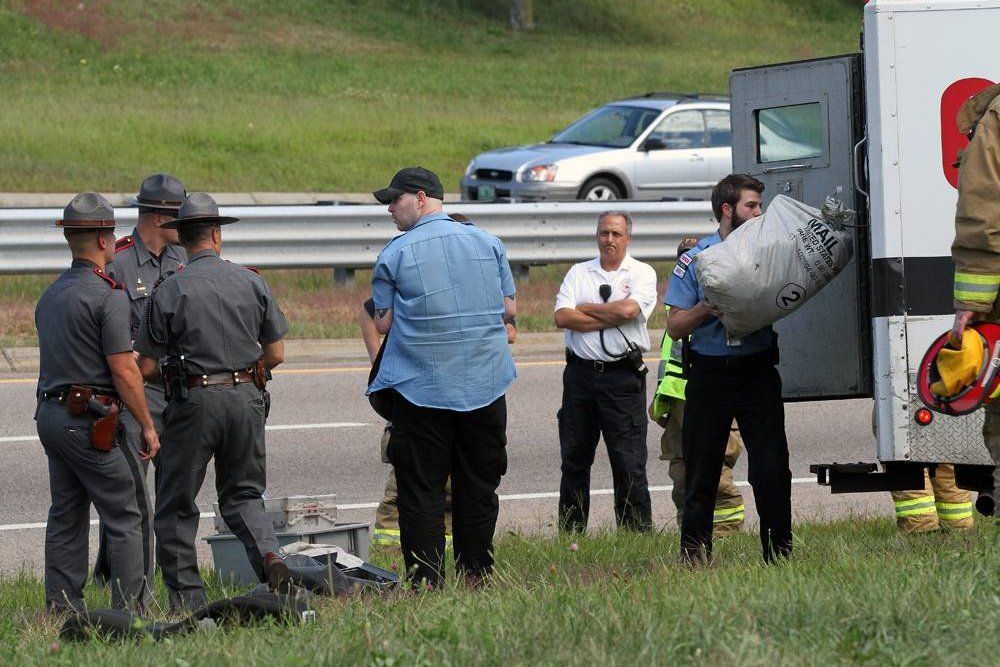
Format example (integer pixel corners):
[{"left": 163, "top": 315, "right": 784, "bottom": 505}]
[
  {"left": 955, "top": 289, "right": 998, "bottom": 303},
  {"left": 935, "top": 501, "right": 973, "bottom": 509},
  {"left": 373, "top": 528, "right": 401, "bottom": 545},
  {"left": 713, "top": 505, "right": 745, "bottom": 523},
  {"left": 936, "top": 502, "right": 973, "bottom": 519},
  {"left": 955, "top": 272, "right": 1000, "bottom": 303},
  {"left": 954, "top": 272, "right": 1000, "bottom": 285},
  {"left": 894, "top": 495, "right": 934, "bottom": 509},
  {"left": 895, "top": 496, "right": 936, "bottom": 517},
  {"left": 374, "top": 528, "right": 453, "bottom": 545}
]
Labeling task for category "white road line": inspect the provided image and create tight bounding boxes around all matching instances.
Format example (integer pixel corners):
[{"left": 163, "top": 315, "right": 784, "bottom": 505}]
[
  {"left": 0, "top": 477, "right": 820, "bottom": 532},
  {"left": 266, "top": 422, "right": 370, "bottom": 431},
  {"left": 0, "top": 421, "right": 373, "bottom": 444}
]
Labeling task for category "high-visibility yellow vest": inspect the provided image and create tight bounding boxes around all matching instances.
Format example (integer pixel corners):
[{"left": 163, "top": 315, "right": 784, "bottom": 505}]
[{"left": 652, "top": 307, "right": 686, "bottom": 420}]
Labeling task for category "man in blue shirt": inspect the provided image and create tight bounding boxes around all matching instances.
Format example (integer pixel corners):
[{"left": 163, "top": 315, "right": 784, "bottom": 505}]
[
  {"left": 664, "top": 174, "right": 793, "bottom": 566},
  {"left": 368, "top": 167, "right": 517, "bottom": 587}
]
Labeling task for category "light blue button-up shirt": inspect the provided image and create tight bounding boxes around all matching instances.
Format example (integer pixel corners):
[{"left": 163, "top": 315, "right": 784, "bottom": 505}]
[
  {"left": 664, "top": 231, "right": 775, "bottom": 356},
  {"left": 367, "top": 212, "right": 517, "bottom": 411}
]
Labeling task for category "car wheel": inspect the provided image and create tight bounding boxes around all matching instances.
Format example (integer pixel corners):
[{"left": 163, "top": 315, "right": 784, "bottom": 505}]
[{"left": 578, "top": 177, "right": 623, "bottom": 201}]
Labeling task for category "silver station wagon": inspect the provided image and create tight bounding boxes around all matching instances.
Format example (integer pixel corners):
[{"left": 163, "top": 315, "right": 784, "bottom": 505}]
[{"left": 460, "top": 93, "right": 732, "bottom": 202}]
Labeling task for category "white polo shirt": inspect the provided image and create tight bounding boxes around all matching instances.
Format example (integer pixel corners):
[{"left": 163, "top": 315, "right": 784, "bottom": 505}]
[{"left": 554, "top": 254, "right": 658, "bottom": 361}]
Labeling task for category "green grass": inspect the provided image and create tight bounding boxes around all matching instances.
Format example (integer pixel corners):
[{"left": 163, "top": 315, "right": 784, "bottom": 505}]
[
  {"left": 0, "top": 0, "right": 862, "bottom": 192},
  {"left": 1, "top": 518, "right": 996, "bottom": 665}
]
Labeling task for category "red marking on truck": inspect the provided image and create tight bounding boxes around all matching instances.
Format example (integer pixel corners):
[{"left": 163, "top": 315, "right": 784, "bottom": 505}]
[{"left": 941, "top": 77, "right": 995, "bottom": 189}]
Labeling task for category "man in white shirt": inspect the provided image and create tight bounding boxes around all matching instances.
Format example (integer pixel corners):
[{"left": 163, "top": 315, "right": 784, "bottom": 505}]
[{"left": 554, "top": 211, "right": 658, "bottom": 532}]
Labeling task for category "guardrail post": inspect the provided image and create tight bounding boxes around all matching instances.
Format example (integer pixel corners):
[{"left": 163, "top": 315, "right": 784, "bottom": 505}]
[
  {"left": 332, "top": 268, "right": 356, "bottom": 285},
  {"left": 511, "top": 263, "right": 530, "bottom": 282}
]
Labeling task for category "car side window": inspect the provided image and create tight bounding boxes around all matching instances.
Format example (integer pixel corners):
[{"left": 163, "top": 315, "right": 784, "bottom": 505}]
[
  {"left": 704, "top": 110, "right": 731, "bottom": 147},
  {"left": 646, "top": 110, "right": 707, "bottom": 150}
]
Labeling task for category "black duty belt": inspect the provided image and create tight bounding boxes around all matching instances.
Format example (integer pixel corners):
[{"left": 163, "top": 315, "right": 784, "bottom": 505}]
[
  {"left": 689, "top": 348, "right": 777, "bottom": 370},
  {"left": 565, "top": 349, "right": 632, "bottom": 373},
  {"left": 184, "top": 369, "right": 255, "bottom": 389}
]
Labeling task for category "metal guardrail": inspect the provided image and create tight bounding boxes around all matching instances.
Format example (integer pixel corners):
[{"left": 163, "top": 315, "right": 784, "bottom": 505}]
[{"left": 0, "top": 201, "right": 716, "bottom": 274}]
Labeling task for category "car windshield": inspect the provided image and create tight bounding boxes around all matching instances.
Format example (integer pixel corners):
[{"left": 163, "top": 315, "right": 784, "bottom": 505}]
[{"left": 550, "top": 105, "right": 662, "bottom": 148}]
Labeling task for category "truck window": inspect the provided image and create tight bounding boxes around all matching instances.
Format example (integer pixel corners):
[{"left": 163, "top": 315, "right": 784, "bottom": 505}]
[{"left": 756, "top": 102, "right": 824, "bottom": 163}]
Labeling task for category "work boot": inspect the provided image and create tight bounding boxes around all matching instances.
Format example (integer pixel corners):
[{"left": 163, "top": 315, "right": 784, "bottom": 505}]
[{"left": 167, "top": 588, "right": 208, "bottom": 614}]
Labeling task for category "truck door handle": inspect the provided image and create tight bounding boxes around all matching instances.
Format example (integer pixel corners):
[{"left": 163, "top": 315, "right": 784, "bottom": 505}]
[
  {"left": 853, "top": 136, "right": 869, "bottom": 200},
  {"left": 762, "top": 163, "right": 811, "bottom": 174},
  {"left": 689, "top": 154, "right": 704, "bottom": 162}
]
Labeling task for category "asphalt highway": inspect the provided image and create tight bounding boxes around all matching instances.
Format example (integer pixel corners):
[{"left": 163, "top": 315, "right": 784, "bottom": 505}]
[{"left": 0, "top": 345, "right": 888, "bottom": 575}]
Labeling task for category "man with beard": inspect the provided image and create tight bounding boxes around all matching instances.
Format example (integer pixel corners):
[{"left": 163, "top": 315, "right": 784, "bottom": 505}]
[{"left": 665, "top": 174, "right": 793, "bottom": 566}]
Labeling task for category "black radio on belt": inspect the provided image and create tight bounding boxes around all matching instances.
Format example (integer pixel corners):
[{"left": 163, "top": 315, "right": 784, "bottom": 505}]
[
  {"left": 623, "top": 342, "right": 647, "bottom": 376},
  {"left": 598, "top": 283, "right": 647, "bottom": 377}
]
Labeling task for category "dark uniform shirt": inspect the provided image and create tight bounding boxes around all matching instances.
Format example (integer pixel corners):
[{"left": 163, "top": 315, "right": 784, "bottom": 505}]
[
  {"left": 107, "top": 230, "right": 186, "bottom": 340},
  {"left": 134, "top": 249, "right": 289, "bottom": 374},
  {"left": 35, "top": 258, "right": 133, "bottom": 396}
]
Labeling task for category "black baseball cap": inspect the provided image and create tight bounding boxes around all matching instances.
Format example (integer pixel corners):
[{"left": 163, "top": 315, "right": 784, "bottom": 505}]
[{"left": 373, "top": 167, "right": 444, "bottom": 204}]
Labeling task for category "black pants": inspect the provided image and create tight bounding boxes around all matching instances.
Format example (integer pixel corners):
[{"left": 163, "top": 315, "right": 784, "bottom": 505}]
[
  {"left": 388, "top": 393, "right": 508, "bottom": 587},
  {"left": 558, "top": 362, "right": 652, "bottom": 532},
  {"left": 681, "top": 354, "right": 792, "bottom": 563}
]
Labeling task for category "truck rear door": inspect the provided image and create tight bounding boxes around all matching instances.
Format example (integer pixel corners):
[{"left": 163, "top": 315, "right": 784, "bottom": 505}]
[{"left": 729, "top": 54, "right": 871, "bottom": 399}]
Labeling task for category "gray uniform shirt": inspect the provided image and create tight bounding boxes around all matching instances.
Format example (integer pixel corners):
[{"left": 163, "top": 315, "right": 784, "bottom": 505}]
[
  {"left": 134, "top": 249, "right": 289, "bottom": 374},
  {"left": 107, "top": 230, "right": 186, "bottom": 341},
  {"left": 35, "top": 259, "right": 133, "bottom": 396}
]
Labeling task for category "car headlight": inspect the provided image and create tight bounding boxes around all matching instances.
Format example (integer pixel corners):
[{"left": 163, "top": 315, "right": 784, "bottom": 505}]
[
  {"left": 522, "top": 164, "right": 558, "bottom": 182},
  {"left": 465, "top": 160, "right": 476, "bottom": 178}
]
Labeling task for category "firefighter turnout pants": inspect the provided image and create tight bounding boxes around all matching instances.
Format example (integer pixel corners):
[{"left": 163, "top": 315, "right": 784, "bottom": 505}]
[{"left": 892, "top": 464, "right": 974, "bottom": 532}]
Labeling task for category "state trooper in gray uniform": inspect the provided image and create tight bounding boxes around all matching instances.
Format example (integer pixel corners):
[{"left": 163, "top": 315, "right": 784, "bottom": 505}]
[
  {"left": 93, "top": 173, "right": 187, "bottom": 591},
  {"left": 134, "top": 192, "right": 290, "bottom": 611},
  {"left": 35, "top": 192, "right": 161, "bottom": 613}
]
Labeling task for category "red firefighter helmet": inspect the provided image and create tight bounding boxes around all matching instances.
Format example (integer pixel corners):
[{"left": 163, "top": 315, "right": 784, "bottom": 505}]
[{"left": 917, "top": 321, "right": 1000, "bottom": 415}]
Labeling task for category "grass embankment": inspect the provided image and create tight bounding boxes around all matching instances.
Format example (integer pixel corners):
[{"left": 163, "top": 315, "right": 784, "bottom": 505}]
[
  {"left": 0, "top": 263, "right": 673, "bottom": 346},
  {"left": 0, "top": 519, "right": 996, "bottom": 665},
  {"left": 0, "top": 0, "right": 862, "bottom": 192}
]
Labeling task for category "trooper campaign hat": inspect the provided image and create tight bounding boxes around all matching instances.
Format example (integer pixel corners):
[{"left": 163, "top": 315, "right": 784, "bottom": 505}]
[
  {"left": 55, "top": 192, "right": 117, "bottom": 229},
  {"left": 373, "top": 167, "right": 445, "bottom": 204},
  {"left": 132, "top": 173, "right": 187, "bottom": 211},
  {"left": 160, "top": 192, "right": 239, "bottom": 229}
]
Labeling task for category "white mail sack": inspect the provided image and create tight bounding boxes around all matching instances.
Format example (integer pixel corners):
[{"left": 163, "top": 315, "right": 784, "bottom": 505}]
[{"left": 694, "top": 195, "right": 854, "bottom": 338}]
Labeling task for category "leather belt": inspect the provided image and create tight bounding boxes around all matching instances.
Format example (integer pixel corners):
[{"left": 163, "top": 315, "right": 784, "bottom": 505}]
[
  {"left": 565, "top": 349, "right": 631, "bottom": 373},
  {"left": 41, "top": 387, "right": 117, "bottom": 404},
  {"left": 184, "top": 369, "right": 255, "bottom": 389}
]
